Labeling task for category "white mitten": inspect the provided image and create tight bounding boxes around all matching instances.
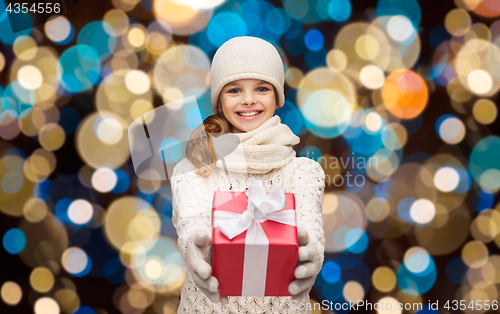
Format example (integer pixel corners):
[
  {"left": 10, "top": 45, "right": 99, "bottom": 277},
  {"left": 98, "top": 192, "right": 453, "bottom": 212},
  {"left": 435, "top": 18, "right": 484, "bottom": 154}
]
[
  {"left": 186, "top": 229, "right": 229, "bottom": 304},
  {"left": 288, "top": 228, "right": 321, "bottom": 302}
]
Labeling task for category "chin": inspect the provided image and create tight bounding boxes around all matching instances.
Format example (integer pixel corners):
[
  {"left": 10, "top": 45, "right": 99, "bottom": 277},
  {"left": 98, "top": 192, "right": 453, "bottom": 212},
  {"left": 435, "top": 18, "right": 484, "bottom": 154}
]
[{"left": 239, "top": 120, "right": 260, "bottom": 128}]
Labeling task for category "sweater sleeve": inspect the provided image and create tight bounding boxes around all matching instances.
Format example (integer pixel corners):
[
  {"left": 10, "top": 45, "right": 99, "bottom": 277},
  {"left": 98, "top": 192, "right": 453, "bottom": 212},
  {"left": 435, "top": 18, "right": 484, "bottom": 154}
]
[
  {"left": 171, "top": 159, "right": 213, "bottom": 266},
  {"left": 291, "top": 158, "right": 326, "bottom": 275}
]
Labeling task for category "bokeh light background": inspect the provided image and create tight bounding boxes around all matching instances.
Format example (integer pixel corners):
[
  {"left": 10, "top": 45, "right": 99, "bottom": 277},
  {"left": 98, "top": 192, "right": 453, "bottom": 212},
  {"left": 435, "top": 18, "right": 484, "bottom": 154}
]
[{"left": 0, "top": 0, "right": 500, "bottom": 313}]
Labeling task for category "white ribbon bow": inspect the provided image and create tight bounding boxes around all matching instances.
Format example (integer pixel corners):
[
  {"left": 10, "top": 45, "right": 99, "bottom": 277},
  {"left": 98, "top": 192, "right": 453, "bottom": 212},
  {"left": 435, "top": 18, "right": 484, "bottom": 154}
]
[{"left": 213, "top": 178, "right": 297, "bottom": 296}]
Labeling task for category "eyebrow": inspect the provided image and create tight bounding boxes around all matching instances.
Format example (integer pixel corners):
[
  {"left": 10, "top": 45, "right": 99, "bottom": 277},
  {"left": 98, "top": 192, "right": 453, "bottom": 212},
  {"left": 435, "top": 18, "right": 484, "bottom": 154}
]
[{"left": 224, "top": 80, "right": 272, "bottom": 88}]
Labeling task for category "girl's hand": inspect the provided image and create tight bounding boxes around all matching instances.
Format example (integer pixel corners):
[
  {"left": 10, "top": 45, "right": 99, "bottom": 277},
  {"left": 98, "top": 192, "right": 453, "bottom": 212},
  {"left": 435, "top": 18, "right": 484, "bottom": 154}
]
[
  {"left": 187, "top": 229, "right": 229, "bottom": 304},
  {"left": 288, "top": 228, "right": 320, "bottom": 303}
]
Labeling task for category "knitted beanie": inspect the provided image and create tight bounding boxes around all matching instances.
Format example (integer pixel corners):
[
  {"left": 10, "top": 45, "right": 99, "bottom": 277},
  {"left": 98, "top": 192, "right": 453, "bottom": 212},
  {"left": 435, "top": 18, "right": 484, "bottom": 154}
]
[{"left": 210, "top": 36, "right": 286, "bottom": 114}]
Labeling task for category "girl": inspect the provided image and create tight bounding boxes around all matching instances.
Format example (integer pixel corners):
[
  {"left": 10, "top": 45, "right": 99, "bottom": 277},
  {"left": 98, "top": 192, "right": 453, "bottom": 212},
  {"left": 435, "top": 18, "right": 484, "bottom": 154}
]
[{"left": 171, "top": 36, "right": 326, "bottom": 313}]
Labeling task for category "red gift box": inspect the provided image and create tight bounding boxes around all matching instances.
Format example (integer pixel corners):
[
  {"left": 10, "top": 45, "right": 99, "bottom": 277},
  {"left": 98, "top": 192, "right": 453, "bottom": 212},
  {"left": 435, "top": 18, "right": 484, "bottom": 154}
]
[{"left": 211, "top": 180, "right": 298, "bottom": 297}]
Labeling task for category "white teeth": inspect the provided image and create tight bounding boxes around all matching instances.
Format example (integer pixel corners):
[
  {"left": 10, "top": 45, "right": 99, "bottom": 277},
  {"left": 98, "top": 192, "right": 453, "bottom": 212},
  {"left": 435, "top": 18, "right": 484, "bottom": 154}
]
[{"left": 238, "top": 111, "right": 261, "bottom": 117}]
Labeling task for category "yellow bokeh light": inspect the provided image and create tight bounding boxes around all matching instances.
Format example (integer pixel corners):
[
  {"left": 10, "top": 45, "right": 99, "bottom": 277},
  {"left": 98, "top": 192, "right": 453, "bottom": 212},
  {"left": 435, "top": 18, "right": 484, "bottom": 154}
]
[
  {"left": 300, "top": 89, "right": 352, "bottom": 129},
  {"left": 382, "top": 123, "right": 408, "bottom": 150},
  {"left": 96, "top": 68, "right": 154, "bottom": 124},
  {"left": 285, "top": 67, "right": 304, "bottom": 88},
  {"left": 34, "top": 297, "right": 60, "bottom": 314},
  {"left": 23, "top": 198, "right": 48, "bottom": 223},
  {"left": 104, "top": 197, "right": 160, "bottom": 251},
  {"left": 103, "top": 9, "right": 130, "bottom": 37},
  {"left": 13, "top": 35, "right": 37, "bottom": 61},
  {"left": 320, "top": 154, "right": 343, "bottom": 187},
  {"left": 433, "top": 166, "right": 460, "bottom": 192},
  {"left": 439, "top": 117, "right": 465, "bottom": 145},
  {"left": 326, "top": 49, "right": 348, "bottom": 71},
  {"left": 0, "top": 52, "right": 5, "bottom": 73},
  {"left": 387, "top": 15, "right": 415, "bottom": 42},
  {"left": 39, "top": 123, "right": 66, "bottom": 151},
  {"left": 148, "top": 31, "right": 170, "bottom": 56},
  {"left": 162, "top": 87, "right": 184, "bottom": 105},
  {"left": 376, "top": 296, "right": 402, "bottom": 314},
  {"left": 111, "top": 0, "right": 140, "bottom": 11},
  {"left": 310, "top": 299, "right": 322, "bottom": 314},
  {"left": 127, "top": 288, "right": 149, "bottom": 309},
  {"left": 404, "top": 247, "right": 430, "bottom": 273},
  {"left": 130, "top": 99, "right": 154, "bottom": 120},
  {"left": 372, "top": 266, "right": 396, "bottom": 292},
  {"left": 473, "top": 99, "right": 497, "bottom": 125},
  {"left": 364, "top": 112, "right": 383, "bottom": 132},
  {"left": 410, "top": 199, "right": 436, "bottom": 224},
  {"left": 125, "top": 70, "right": 150, "bottom": 95},
  {"left": 480, "top": 255, "right": 500, "bottom": 285},
  {"left": 53, "top": 288, "right": 80, "bottom": 314},
  {"left": 145, "top": 258, "right": 163, "bottom": 279},
  {"left": 154, "top": 0, "right": 212, "bottom": 35},
  {"left": 467, "top": 69, "right": 493, "bottom": 95},
  {"left": 30, "top": 267, "right": 55, "bottom": 293},
  {"left": 447, "top": 77, "right": 473, "bottom": 102},
  {"left": 323, "top": 193, "right": 339, "bottom": 214},
  {"left": 462, "top": 240, "right": 489, "bottom": 268},
  {"left": 67, "top": 199, "right": 94, "bottom": 225},
  {"left": 360, "top": 65, "right": 385, "bottom": 90},
  {"left": 18, "top": 65, "right": 43, "bottom": 90},
  {"left": 355, "top": 34, "right": 380, "bottom": 60},
  {"left": 29, "top": 148, "right": 57, "bottom": 177},
  {"left": 44, "top": 17, "right": 72, "bottom": 43},
  {"left": 127, "top": 26, "right": 146, "bottom": 48},
  {"left": 343, "top": 281, "right": 365, "bottom": 304},
  {"left": 62, "top": 247, "right": 89, "bottom": 274},
  {"left": 1, "top": 281, "right": 22, "bottom": 306},
  {"left": 76, "top": 111, "right": 130, "bottom": 169},
  {"left": 471, "top": 211, "right": 500, "bottom": 243},
  {"left": 92, "top": 167, "right": 118, "bottom": 193},
  {"left": 171, "top": 0, "right": 226, "bottom": 10},
  {"left": 366, "top": 197, "right": 390, "bottom": 222},
  {"left": 445, "top": 8, "right": 471, "bottom": 36},
  {"left": 153, "top": 45, "right": 210, "bottom": 104},
  {"left": 96, "top": 115, "right": 124, "bottom": 145}
]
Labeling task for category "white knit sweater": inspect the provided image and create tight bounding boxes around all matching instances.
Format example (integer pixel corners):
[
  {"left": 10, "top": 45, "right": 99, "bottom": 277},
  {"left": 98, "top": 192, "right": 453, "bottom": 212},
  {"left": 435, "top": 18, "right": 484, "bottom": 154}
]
[{"left": 171, "top": 156, "right": 326, "bottom": 314}]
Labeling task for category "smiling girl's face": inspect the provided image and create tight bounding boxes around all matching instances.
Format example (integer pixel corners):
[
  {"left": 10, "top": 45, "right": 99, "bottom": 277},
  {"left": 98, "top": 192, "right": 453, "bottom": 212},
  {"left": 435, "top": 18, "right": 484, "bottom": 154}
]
[{"left": 218, "top": 79, "right": 278, "bottom": 133}]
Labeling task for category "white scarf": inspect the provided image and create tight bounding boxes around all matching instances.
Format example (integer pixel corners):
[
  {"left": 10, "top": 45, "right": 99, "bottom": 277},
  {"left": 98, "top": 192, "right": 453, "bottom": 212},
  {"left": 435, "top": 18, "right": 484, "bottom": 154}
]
[{"left": 211, "top": 115, "right": 300, "bottom": 174}]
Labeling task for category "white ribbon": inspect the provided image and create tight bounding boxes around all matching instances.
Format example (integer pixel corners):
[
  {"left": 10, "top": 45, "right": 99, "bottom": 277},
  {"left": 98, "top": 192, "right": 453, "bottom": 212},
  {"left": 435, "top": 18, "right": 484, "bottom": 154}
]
[{"left": 213, "top": 178, "right": 296, "bottom": 296}]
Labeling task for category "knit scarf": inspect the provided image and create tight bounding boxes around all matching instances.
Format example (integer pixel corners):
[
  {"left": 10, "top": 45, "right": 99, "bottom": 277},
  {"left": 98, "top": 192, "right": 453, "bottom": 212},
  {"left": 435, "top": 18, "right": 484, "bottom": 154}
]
[{"left": 211, "top": 115, "right": 300, "bottom": 174}]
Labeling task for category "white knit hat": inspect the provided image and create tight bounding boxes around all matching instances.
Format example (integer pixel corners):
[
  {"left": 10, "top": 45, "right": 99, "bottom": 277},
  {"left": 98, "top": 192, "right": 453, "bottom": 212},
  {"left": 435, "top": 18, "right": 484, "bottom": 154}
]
[{"left": 210, "top": 36, "right": 285, "bottom": 114}]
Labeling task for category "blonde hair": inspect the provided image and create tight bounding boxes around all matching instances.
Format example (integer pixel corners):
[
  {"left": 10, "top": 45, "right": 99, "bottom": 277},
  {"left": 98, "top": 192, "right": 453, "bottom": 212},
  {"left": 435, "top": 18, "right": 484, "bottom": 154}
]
[{"left": 185, "top": 85, "right": 279, "bottom": 178}]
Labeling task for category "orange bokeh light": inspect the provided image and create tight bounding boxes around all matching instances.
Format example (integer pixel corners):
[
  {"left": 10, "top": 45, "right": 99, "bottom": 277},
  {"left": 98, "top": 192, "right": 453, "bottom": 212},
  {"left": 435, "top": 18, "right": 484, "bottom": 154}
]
[
  {"left": 466, "top": 0, "right": 500, "bottom": 18},
  {"left": 382, "top": 69, "right": 429, "bottom": 119}
]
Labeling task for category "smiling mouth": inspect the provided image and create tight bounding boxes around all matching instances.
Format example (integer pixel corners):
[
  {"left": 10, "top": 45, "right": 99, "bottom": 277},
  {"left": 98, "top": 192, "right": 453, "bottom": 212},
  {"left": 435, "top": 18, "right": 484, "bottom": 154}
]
[{"left": 237, "top": 111, "right": 263, "bottom": 117}]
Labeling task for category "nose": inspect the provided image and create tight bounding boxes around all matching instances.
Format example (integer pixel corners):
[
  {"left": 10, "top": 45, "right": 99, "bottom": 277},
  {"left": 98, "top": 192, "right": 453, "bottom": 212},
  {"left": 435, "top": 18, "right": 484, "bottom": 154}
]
[{"left": 242, "top": 90, "right": 256, "bottom": 106}]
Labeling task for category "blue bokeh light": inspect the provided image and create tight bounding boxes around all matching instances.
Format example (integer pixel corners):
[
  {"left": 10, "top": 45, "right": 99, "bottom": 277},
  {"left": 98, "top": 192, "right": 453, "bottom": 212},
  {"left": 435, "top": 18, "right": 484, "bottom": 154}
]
[
  {"left": 345, "top": 228, "right": 368, "bottom": 254},
  {"left": 321, "top": 260, "right": 342, "bottom": 283},
  {"left": 397, "top": 255, "right": 437, "bottom": 295},
  {"left": 305, "top": 29, "right": 324, "bottom": 51},
  {"left": 77, "top": 22, "right": 117, "bottom": 61},
  {"left": 3, "top": 228, "right": 26, "bottom": 254},
  {"left": 207, "top": 12, "right": 247, "bottom": 47},
  {"left": 58, "top": 45, "right": 102, "bottom": 93},
  {"left": 328, "top": 0, "right": 352, "bottom": 22},
  {"left": 376, "top": 0, "right": 421, "bottom": 28}
]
